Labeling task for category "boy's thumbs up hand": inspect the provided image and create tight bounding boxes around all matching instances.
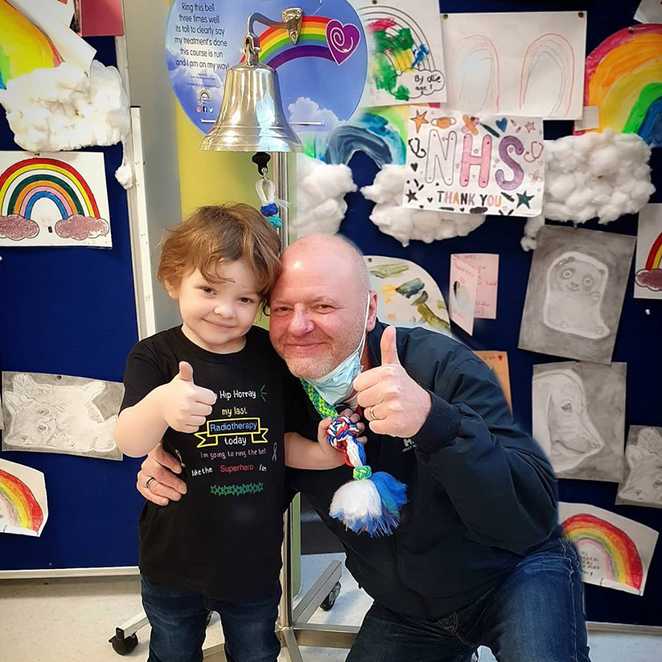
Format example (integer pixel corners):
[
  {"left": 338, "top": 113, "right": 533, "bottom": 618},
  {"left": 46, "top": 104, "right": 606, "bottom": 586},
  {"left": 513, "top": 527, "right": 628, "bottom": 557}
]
[
  {"left": 353, "top": 326, "right": 431, "bottom": 438},
  {"left": 158, "top": 362, "right": 217, "bottom": 433},
  {"left": 176, "top": 361, "right": 194, "bottom": 382}
]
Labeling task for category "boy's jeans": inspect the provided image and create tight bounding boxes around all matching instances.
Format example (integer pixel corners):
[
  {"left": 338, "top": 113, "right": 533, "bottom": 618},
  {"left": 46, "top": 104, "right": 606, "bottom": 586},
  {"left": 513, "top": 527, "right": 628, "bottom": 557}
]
[
  {"left": 347, "top": 537, "right": 591, "bottom": 662},
  {"left": 141, "top": 576, "right": 280, "bottom": 662}
]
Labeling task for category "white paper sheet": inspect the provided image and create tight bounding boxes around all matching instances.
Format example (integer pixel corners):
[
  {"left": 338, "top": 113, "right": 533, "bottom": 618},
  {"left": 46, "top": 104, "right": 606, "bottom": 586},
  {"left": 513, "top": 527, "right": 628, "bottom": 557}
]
[
  {"left": 449, "top": 254, "right": 479, "bottom": 335},
  {"left": 635, "top": 0, "right": 662, "bottom": 23},
  {"left": 7, "top": 0, "right": 95, "bottom": 71},
  {"left": 443, "top": 11, "right": 587, "bottom": 119}
]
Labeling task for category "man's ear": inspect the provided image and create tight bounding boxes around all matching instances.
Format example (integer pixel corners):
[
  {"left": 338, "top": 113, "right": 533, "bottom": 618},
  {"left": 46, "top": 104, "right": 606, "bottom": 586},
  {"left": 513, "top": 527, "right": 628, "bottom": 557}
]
[{"left": 366, "top": 290, "right": 378, "bottom": 332}]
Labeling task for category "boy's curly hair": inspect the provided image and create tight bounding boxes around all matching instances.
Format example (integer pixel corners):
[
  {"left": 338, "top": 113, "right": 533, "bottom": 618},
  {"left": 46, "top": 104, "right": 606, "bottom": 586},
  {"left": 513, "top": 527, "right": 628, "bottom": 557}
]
[{"left": 157, "top": 204, "right": 281, "bottom": 299}]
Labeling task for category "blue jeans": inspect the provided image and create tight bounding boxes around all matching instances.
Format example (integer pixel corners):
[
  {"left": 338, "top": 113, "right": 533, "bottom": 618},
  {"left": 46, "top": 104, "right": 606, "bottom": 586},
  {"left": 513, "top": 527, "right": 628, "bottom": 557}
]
[
  {"left": 347, "top": 538, "right": 591, "bottom": 662},
  {"left": 141, "top": 576, "right": 281, "bottom": 662}
]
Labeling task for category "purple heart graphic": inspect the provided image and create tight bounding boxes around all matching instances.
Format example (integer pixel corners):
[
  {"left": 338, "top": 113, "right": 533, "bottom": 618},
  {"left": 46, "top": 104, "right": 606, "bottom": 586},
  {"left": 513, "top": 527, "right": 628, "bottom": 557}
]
[{"left": 326, "top": 19, "right": 360, "bottom": 65}]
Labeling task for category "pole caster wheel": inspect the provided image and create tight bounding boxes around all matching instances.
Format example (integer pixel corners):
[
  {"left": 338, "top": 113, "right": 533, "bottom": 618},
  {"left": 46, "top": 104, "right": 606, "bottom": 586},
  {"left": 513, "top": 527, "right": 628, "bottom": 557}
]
[
  {"left": 109, "top": 631, "right": 138, "bottom": 655},
  {"left": 320, "top": 581, "right": 341, "bottom": 611}
]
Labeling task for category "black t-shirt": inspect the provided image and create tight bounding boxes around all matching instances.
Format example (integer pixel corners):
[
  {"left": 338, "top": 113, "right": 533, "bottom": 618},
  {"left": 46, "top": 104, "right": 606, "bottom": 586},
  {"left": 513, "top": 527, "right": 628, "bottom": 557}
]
[{"left": 121, "top": 325, "right": 303, "bottom": 601}]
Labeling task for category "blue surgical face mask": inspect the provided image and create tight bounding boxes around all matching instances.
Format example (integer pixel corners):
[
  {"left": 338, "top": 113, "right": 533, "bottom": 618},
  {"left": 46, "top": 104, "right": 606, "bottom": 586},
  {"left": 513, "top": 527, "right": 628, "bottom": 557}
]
[{"left": 304, "top": 298, "right": 370, "bottom": 406}]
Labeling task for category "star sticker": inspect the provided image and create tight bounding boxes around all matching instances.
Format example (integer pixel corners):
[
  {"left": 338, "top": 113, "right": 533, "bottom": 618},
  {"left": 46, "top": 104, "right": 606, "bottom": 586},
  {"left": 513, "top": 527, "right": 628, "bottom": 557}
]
[
  {"left": 516, "top": 191, "right": 535, "bottom": 208},
  {"left": 410, "top": 110, "right": 429, "bottom": 133},
  {"left": 525, "top": 121, "right": 536, "bottom": 133},
  {"left": 406, "top": 189, "right": 418, "bottom": 203}
]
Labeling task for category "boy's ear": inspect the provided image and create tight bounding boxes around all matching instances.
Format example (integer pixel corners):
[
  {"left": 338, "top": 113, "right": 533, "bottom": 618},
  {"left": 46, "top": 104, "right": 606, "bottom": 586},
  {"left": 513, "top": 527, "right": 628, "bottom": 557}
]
[{"left": 164, "top": 279, "right": 180, "bottom": 300}]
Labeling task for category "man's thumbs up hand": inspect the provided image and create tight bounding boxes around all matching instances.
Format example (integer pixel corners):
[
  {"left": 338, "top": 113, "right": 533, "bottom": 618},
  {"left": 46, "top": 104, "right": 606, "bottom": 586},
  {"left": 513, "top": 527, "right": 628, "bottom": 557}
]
[
  {"left": 379, "top": 325, "right": 401, "bottom": 366},
  {"left": 158, "top": 362, "right": 217, "bottom": 433},
  {"left": 353, "top": 326, "right": 431, "bottom": 438}
]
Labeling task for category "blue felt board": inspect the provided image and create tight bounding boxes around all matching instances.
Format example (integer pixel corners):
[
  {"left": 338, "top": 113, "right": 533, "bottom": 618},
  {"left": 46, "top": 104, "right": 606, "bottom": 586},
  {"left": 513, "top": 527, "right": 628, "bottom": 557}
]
[
  {"left": 0, "top": 37, "right": 143, "bottom": 571},
  {"left": 335, "top": 0, "right": 662, "bottom": 628}
]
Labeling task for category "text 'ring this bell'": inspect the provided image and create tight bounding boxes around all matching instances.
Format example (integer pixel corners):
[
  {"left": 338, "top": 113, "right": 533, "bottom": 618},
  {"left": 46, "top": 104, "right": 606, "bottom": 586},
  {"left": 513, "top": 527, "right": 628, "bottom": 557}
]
[{"left": 201, "top": 8, "right": 303, "bottom": 153}]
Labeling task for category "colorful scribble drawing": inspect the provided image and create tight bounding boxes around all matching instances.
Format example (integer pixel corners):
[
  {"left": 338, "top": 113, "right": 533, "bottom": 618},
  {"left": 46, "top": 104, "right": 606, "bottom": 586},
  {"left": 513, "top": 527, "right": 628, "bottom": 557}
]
[
  {"left": 543, "top": 252, "right": 609, "bottom": 339},
  {"left": 455, "top": 35, "right": 500, "bottom": 112},
  {"left": 0, "top": 156, "right": 109, "bottom": 243},
  {"left": 520, "top": 34, "right": 575, "bottom": 117},
  {"left": 533, "top": 369, "right": 605, "bottom": 474},
  {"left": 357, "top": 1, "right": 446, "bottom": 106},
  {"left": 581, "top": 24, "right": 662, "bottom": 148}
]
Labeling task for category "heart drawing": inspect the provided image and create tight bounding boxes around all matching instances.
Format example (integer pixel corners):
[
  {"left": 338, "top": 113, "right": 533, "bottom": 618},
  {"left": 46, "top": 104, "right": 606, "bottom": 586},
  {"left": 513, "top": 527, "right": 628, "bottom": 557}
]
[{"left": 326, "top": 19, "right": 361, "bottom": 65}]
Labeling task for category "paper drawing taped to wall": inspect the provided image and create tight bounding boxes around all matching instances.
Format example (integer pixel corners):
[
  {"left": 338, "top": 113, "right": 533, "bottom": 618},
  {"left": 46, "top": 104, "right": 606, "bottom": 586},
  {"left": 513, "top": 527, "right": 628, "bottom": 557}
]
[
  {"left": 352, "top": 0, "right": 447, "bottom": 107},
  {"left": 533, "top": 362, "right": 625, "bottom": 482},
  {"left": 1, "top": 372, "right": 124, "bottom": 460},
  {"left": 403, "top": 108, "right": 544, "bottom": 217},
  {"left": 443, "top": 11, "right": 586, "bottom": 119},
  {"left": 0, "top": 458, "right": 48, "bottom": 537},
  {"left": 543, "top": 252, "right": 610, "bottom": 339},
  {"left": 0, "top": 151, "right": 111, "bottom": 248},
  {"left": 618, "top": 426, "right": 662, "bottom": 509},
  {"left": 560, "top": 502, "right": 658, "bottom": 596},
  {"left": 365, "top": 255, "right": 450, "bottom": 333},
  {"left": 519, "top": 226, "right": 635, "bottom": 363},
  {"left": 635, "top": 204, "right": 662, "bottom": 299}
]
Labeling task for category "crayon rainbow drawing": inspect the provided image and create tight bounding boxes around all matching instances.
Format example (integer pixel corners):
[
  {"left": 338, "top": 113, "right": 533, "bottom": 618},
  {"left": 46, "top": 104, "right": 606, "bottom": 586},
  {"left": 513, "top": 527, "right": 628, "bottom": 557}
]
[
  {"left": 0, "top": 460, "right": 46, "bottom": 537},
  {"left": 582, "top": 24, "right": 662, "bottom": 147},
  {"left": 563, "top": 512, "right": 644, "bottom": 594}
]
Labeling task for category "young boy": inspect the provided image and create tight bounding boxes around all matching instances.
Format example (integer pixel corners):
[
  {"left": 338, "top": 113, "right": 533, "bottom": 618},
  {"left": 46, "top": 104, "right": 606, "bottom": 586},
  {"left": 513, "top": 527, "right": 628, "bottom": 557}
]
[{"left": 115, "top": 204, "right": 349, "bottom": 662}]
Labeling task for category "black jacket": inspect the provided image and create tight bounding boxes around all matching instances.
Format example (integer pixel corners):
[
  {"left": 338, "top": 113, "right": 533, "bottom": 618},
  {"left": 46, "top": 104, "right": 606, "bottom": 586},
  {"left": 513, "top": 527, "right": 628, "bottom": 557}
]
[{"left": 287, "top": 321, "right": 559, "bottom": 619}]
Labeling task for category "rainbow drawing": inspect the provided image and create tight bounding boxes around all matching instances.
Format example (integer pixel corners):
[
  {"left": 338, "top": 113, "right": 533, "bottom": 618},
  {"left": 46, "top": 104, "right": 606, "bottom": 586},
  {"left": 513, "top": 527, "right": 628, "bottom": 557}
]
[
  {"left": 0, "top": 463, "right": 45, "bottom": 536},
  {"left": 0, "top": 0, "right": 62, "bottom": 89},
  {"left": 0, "top": 153, "right": 111, "bottom": 246},
  {"left": 563, "top": 513, "right": 644, "bottom": 592},
  {"left": 256, "top": 16, "right": 361, "bottom": 69},
  {"left": 582, "top": 24, "right": 662, "bottom": 147},
  {"left": 0, "top": 157, "right": 100, "bottom": 220}
]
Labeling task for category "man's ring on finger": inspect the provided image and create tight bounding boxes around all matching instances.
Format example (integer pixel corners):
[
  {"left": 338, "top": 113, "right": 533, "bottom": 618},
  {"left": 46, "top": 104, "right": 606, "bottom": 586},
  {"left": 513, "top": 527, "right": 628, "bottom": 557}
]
[
  {"left": 368, "top": 405, "right": 379, "bottom": 421},
  {"left": 145, "top": 476, "right": 156, "bottom": 490}
]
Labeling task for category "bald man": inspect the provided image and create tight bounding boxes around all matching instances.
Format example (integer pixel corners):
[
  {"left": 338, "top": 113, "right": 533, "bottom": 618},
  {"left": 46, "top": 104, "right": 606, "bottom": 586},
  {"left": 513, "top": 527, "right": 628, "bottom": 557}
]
[{"left": 137, "top": 235, "right": 591, "bottom": 662}]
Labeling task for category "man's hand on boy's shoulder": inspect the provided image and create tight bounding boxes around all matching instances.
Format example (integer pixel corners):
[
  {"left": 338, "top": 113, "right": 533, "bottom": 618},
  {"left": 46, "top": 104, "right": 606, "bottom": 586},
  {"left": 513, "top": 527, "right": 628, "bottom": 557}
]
[{"left": 137, "top": 444, "right": 187, "bottom": 506}]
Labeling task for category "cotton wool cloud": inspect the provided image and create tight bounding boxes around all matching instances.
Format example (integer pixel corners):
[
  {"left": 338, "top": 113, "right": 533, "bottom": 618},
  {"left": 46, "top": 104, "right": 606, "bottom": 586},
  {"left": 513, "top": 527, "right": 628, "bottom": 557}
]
[
  {"left": 0, "top": 61, "right": 131, "bottom": 186},
  {"left": 521, "top": 130, "right": 655, "bottom": 250},
  {"left": 291, "top": 154, "right": 357, "bottom": 237},
  {"left": 361, "top": 165, "right": 486, "bottom": 246}
]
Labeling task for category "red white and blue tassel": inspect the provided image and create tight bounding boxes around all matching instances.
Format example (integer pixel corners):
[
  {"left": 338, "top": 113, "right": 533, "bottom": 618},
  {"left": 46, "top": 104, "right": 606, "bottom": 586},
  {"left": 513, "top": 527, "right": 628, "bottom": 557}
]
[{"left": 326, "top": 415, "right": 407, "bottom": 537}]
